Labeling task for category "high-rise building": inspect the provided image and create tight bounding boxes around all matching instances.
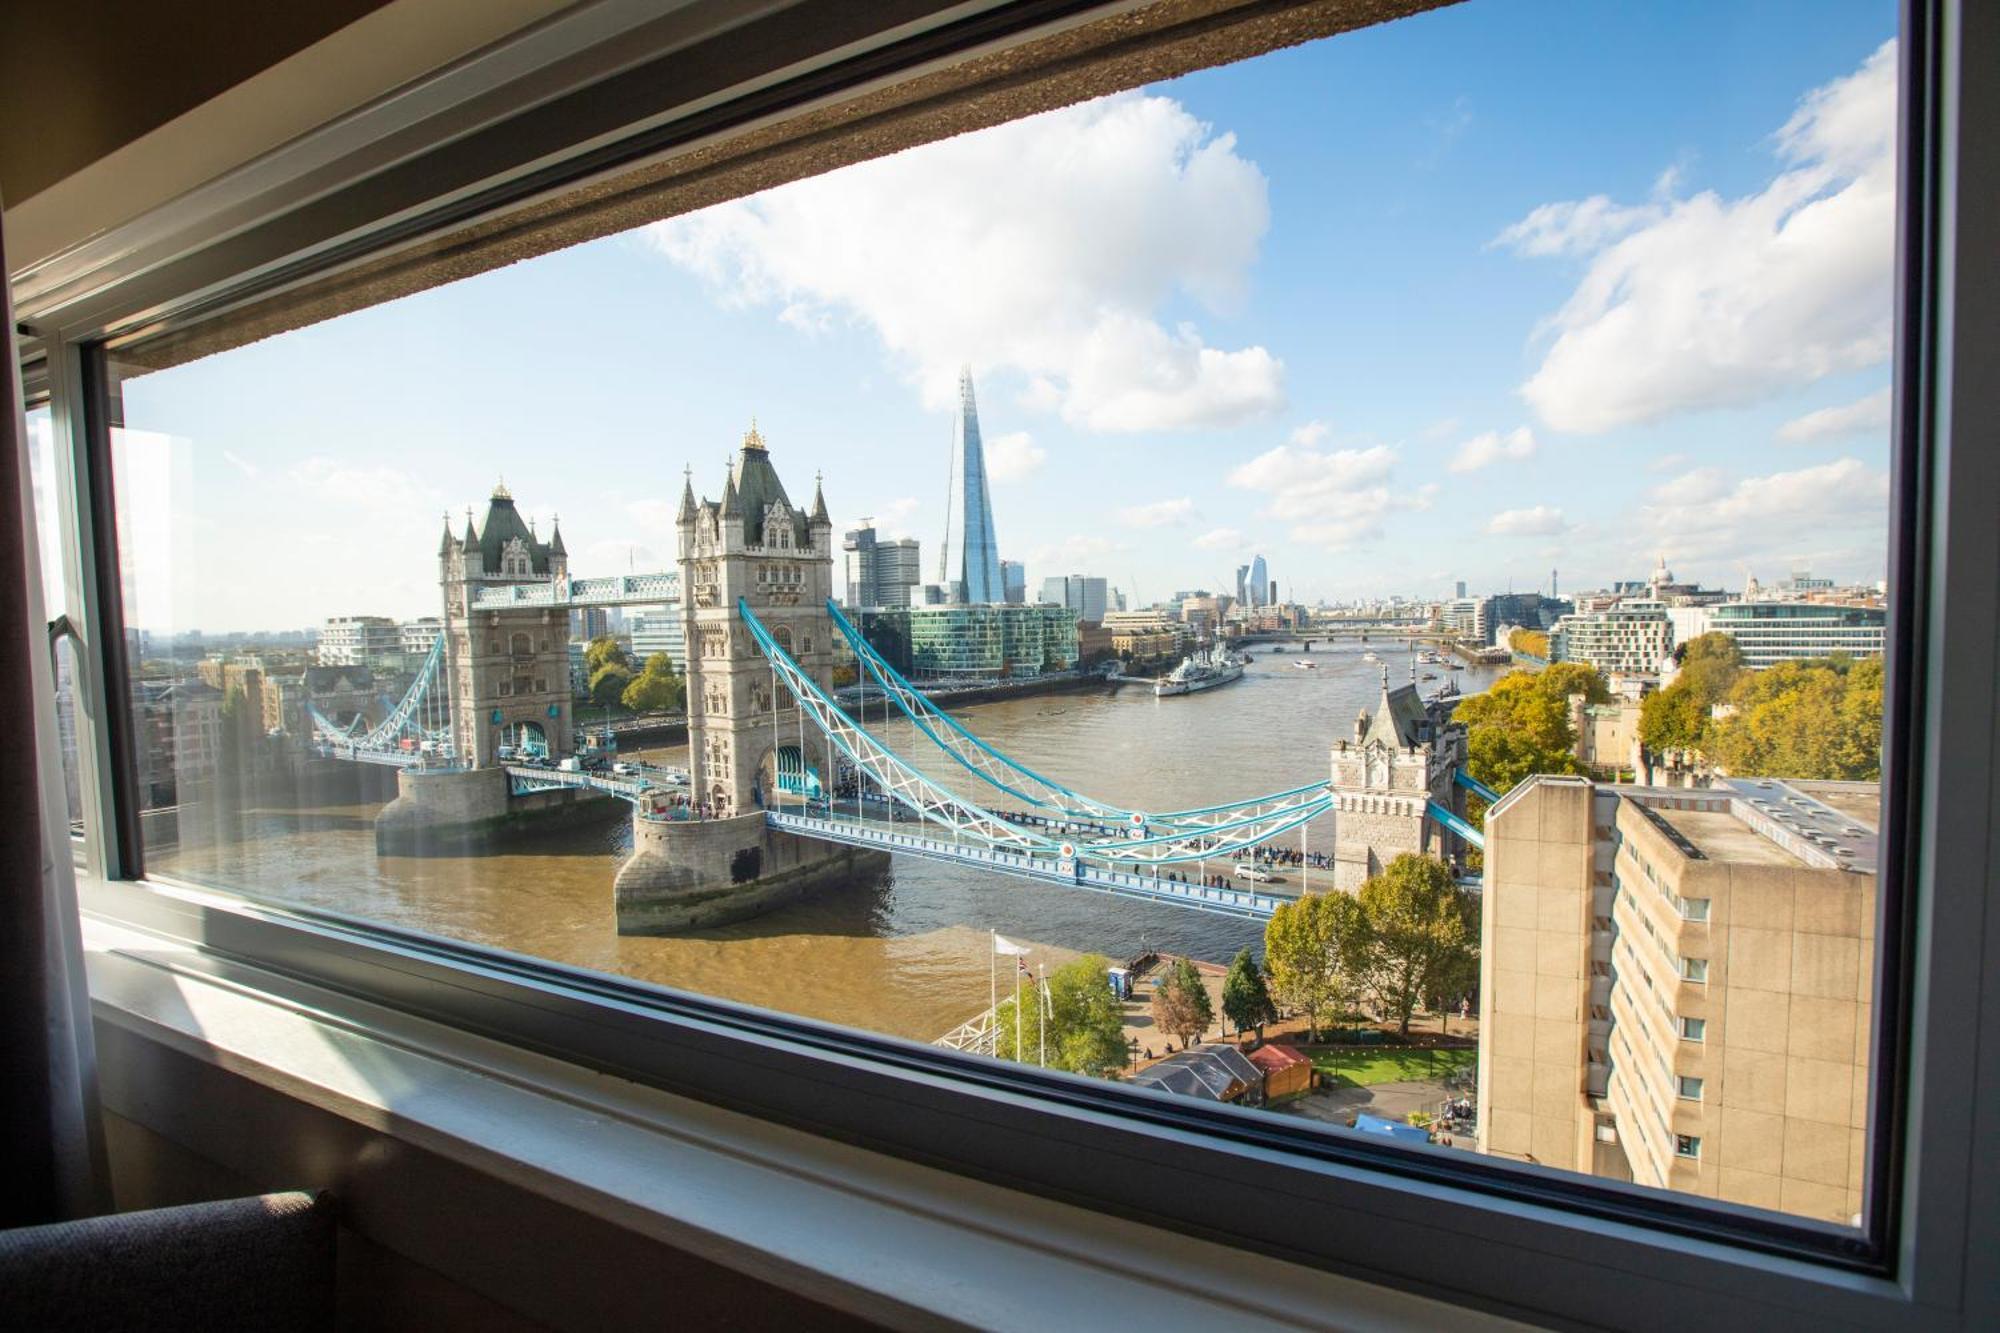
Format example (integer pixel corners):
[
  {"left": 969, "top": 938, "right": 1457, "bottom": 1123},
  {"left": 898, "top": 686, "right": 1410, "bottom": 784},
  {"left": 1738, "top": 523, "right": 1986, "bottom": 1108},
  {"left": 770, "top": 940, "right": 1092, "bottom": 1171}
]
[
  {"left": 630, "top": 602, "right": 686, "bottom": 672},
  {"left": 1001, "top": 560, "right": 1026, "bottom": 605},
  {"left": 1477, "top": 775, "right": 1878, "bottom": 1224},
  {"left": 1248, "top": 554, "right": 1269, "bottom": 607},
  {"left": 1236, "top": 564, "right": 1251, "bottom": 607},
  {"left": 1038, "top": 575, "right": 1108, "bottom": 624},
  {"left": 1551, "top": 599, "right": 1674, "bottom": 675},
  {"left": 1456, "top": 580, "right": 1468, "bottom": 600},
  {"left": 842, "top": 525, "right": 922, "bottom": 609},
  {"left": 318, "top": 615, "right": 401, "bottom": 667},
  {"left": 938, "top": 366, "right": 1004, "bottom": 604}
]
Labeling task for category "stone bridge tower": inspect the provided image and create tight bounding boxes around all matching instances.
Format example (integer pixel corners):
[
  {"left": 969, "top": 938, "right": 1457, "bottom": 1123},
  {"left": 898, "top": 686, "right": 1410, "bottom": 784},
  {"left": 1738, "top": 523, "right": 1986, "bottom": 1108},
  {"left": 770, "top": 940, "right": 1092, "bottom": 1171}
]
[
  {"left": 1327, "top": 668, "right": 1468, "bottom": 889},
  {"left": 677, "top": 425, "right": 835, "bottom": 817},
  {"left": 438, "top": 482, "right": 574, "bottom": 768}
]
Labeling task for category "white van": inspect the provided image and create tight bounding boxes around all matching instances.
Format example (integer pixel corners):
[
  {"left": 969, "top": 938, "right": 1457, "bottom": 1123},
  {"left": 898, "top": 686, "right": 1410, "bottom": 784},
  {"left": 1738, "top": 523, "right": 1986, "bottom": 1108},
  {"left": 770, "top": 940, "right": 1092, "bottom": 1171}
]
[{"left": 1233, "top": 862, "right": 1275, "bottom": 883}]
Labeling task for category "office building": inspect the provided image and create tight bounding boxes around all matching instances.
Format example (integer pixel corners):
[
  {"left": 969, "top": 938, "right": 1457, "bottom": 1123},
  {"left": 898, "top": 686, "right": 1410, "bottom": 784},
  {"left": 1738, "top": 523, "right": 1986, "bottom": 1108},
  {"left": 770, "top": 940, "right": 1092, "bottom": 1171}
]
[
  {"left": 1039, "top": 574, "right": 1109, "bottom": 624},
  {"left": 1708, "top": 602, "right": 1887, "bottom": 669},
  {"left": 860, "top": 604, "right": 1079, "bottom": 680},
  {"left": 629, "top": 603, "right": 686, "bottom": 673},
  {"left": 1248, "top": 554, "right": 1269, "bottom": 607},
  {"left": 1456, "top": 580, "right": 1468, "bottom": 599},
  {"left": 1001, "top": 560, "right": 1026, "bottom": 605},
  {"left": 399, "top": 618, "right": 443, "bottom": 655},
  {"left": 1441, "top": 597, "right": 1490, "bottom": 644},
  {"left": 1552, "top": 600, "right": 1674, "bottom": 675},
  {"left": 1478, "top": 776, "right": 1879, "bottom": 1223},
  {"left": 1236, "top": 564, "right": 1251, "bottom": 607},
  {"left": 937, "top": 367, "right": 1005, "bottom": 603},
  {"left": 844, "top": 525, "right": 924, "bottom": 609}
]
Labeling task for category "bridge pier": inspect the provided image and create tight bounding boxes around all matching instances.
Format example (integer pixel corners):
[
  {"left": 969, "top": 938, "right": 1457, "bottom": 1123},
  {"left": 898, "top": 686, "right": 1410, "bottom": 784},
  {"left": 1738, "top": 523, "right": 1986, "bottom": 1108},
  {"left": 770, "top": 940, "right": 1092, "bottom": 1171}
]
[
  {"left": 375, "top": 766, "right": 623, "bottom": 854},
  {"left": 614, "top": 810, "right": 887, "bottom": 933}
]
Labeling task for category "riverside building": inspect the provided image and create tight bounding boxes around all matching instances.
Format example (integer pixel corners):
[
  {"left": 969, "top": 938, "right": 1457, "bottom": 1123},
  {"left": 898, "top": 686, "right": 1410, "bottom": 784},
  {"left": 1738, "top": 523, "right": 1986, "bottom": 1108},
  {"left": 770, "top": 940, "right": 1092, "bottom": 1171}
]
[
  {"left": 1551, "top": 599, "right": 1674, "bottom": 675},
  {"left": 1707, "top": 601, "right": 1887, "bottom": 668},
  {"left": 1477, "top": 775, "right": 1879, "bottom": 1223},
  {"left": 859, "top": 604, "right": 1077, "bottom": 681}
]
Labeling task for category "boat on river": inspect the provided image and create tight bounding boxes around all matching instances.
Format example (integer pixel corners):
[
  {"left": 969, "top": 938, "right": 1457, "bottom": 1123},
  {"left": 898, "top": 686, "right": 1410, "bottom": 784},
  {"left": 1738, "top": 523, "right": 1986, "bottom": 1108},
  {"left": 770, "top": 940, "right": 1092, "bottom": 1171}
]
[
  {"left": 1293, "top": 659, "right": 1318, "bottom": 670},
  {"left": 1155, "top": 646, "right": 1246, "bottom": 697}
]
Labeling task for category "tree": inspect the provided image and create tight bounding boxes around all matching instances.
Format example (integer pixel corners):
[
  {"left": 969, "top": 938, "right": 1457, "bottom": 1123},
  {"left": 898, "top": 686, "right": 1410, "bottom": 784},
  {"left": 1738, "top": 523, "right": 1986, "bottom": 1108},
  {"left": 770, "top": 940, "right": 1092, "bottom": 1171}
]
[
  {"left": 1263, "top": 891, "right": 1369, "bottom": 1042},
  {"left": 1508, "top": 627, "right": 1550, "bottom": 659},
  {"left": 993, "top": 954, "right": 1128, "bottom": 1075},
  {"left": 1149, "top": 957, "right": 1213, "bottom": 1048},
  {"left": 1453, "top": 667, "right": 1601, "bottom": 794},
  {"left": 1357, "top": 854, "right": 1476, "bottom": 1036},
  {"left": 1639, "top": 632, "right": 1745, "bottom": 754},
  {"left": 1709, "top": 657, "right": 1882, "bottom": 780},
  {"left": 1221, "top": 948, "right": 1275, "bottom": 1038},
  {"left": 621, "top": 652, "right": 685, "bottom": 712}
]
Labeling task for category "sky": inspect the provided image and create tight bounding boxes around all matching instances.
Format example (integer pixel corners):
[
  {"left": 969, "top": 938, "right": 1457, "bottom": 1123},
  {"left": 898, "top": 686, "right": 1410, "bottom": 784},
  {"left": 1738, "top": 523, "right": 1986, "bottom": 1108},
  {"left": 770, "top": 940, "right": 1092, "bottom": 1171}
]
[{"left": 101, "top": 0, "right": 1900, "bottom": 632}]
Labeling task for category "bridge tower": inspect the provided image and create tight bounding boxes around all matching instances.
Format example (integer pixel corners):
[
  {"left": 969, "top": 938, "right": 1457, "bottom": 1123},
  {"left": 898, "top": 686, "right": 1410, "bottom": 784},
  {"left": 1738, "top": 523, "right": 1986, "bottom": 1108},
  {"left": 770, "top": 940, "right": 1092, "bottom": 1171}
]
[
  {"left": 677, "top": 425, "right": 835, "bottom": 817},
  {"left": 438, "top": 482, "right": 574, "bottom": 768},
  {"left": 1327, "top": 667, "right": 1467, "bottom": 890}
]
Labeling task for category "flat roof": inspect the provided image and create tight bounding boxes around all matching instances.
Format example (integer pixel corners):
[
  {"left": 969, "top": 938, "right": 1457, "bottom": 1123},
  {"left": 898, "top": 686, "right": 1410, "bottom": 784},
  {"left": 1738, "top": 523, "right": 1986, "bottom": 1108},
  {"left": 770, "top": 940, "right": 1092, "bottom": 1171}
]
[{"left": 1653, "top": 807, "right": 1805, "bottom": 867}]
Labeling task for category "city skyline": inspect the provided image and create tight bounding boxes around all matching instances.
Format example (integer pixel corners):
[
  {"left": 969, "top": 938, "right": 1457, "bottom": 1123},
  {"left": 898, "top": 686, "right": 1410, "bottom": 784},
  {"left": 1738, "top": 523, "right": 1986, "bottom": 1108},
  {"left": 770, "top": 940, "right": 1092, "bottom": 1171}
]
[{"left": 81, "top": 1, "right": 1895, "bottom": 632}]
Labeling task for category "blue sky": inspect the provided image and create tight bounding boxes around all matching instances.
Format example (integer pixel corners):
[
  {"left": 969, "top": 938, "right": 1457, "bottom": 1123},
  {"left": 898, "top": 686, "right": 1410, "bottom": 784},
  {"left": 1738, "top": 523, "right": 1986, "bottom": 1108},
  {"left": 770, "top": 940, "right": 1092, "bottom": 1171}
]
[{"left": 111, "top": 0, "right": 1899, "bottom": 631}]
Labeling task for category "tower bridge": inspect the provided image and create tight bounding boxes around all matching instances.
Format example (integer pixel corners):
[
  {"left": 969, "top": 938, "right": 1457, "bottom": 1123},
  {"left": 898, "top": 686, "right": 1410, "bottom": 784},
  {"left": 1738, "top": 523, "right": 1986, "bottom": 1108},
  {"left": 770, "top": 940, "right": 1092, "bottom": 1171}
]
[{"left": 347, "top": 431, "right": 1488, "bottom": 930}]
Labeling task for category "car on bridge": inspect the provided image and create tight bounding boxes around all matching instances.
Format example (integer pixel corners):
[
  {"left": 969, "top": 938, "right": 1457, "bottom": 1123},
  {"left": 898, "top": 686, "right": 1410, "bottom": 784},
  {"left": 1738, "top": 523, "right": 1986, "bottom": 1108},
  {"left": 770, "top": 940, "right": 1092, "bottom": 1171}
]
[{"left": 1234, "top": 862, "right": 1275, "bottom": 883}]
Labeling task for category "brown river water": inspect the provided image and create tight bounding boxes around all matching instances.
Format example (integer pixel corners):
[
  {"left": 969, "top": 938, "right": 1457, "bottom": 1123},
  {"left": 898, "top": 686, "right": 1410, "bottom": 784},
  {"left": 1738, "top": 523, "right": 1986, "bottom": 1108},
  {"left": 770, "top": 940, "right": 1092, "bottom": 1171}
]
[{"left": 155, "top": 643, "right": 1502, "bottom": 1043}]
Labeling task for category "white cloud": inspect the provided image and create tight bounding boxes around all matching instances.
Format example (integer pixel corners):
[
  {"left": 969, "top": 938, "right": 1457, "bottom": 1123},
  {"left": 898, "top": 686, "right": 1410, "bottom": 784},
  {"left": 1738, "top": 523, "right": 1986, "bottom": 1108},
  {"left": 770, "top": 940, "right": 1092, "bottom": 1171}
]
[
  {"left": 842, "top": 496, "right": 923, "bottom": 539},
  {"left": 1448, "top": 425, "right": 1537, "bottom": 473},
  {"left": 646, "top": 93, "right": 1283, "bottom": 431},
  {"left": 1226, "top": 442, "right": 1417, "bottom": 549},
  {"left": 1119, "top": 497, "right": 1196, "bottom": 528},
  {"left": 984, "top": 431, "right": 1046, "bottom": 481},
  {"left": 1777, "top": 386, "right": 1892, "bottom": 442},
  {"left": 1506, "top": 41, "right": 1896, "bottom": 433},
  {"left": 1289, "top": 419, "right": 1330, "bottom": 446},
  {"left": 1487, "top": 505, "right": 1568, "bottom": 536},
  {"left": 1226, "top": 443, "right": 1396, "bottom": 521},
  {"left": 1193, "top": 527, "right": 1242, "bottom": 552},
  {"left": 1647, "top": 452, "right": 1693, "bottom": 474},
  {"left": 1634, "top": 457, "right": 1889, "bottom": 574},
  {"left": 290, "top": 457, "right": 439, "bottom": 516}
]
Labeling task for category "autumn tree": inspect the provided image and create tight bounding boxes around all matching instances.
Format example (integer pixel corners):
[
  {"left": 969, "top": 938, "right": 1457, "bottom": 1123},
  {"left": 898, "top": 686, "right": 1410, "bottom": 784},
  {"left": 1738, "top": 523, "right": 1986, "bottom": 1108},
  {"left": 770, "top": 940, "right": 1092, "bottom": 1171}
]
[
  {"left": 1150, "top": 957, "right": 1214, "bottom": 1048},
  {"left": 1640, "top": 632, "right": 1745, "bottom": 753},
  {"left": 1263, "top": 891, "right": 1370, "bottom": 1041},
  {"left": 1452, "top": 666, "right": 1605, "bottom": 795},
  {"left": 1357, "top": 854, "right": 1477, "bottom": 1036},
  {"left": 1710, "top": 657, "right": 1883, "bottom": 780},
  {"left": 1221, "top": 948, "right": 1276, "bottom": 1038}
]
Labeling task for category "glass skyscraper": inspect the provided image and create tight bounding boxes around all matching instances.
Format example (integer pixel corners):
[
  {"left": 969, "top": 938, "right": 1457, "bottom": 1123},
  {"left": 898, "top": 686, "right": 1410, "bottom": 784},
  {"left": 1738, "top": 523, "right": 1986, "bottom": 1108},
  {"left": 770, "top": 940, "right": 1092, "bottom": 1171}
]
[
  {"left": 1248, "top": 554, "right": 1270, "bottom": 607},
  {"left": 939, "top": 367, "right": 1005, "bottom": 604}
]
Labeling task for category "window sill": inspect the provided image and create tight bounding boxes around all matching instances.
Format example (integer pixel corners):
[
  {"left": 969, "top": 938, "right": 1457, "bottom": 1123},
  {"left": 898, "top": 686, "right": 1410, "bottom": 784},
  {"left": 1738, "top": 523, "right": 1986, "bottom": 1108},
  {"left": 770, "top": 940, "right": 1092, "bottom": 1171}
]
[{"left": 80, "top": 914, "right": 1509, "bottom": 1331}]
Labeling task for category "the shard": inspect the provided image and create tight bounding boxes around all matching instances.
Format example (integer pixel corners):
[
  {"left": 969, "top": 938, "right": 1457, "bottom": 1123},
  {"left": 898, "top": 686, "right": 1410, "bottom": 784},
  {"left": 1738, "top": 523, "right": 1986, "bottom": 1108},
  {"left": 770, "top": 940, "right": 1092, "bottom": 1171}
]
[{"left": 937, "top": 366, "right": 1005, "bottom": 604}]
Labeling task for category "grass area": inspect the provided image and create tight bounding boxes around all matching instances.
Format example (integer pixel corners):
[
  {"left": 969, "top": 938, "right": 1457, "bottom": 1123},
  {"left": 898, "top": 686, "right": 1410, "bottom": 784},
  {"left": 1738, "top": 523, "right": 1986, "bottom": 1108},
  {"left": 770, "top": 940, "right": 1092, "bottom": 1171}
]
[{"left": 1300, "top": 1046, "right": 1476, "bottom": 1088}]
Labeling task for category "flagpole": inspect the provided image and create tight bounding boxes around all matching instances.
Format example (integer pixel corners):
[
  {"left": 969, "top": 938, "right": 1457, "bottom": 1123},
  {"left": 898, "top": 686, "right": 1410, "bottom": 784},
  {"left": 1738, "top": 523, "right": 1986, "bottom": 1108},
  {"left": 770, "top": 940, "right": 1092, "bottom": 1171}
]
[
  {"left": 1038, "top": 963, "right": 1046, "bottom": 1068},
  {"left": 990, "top": 931, "right": 997, "bottom": 1044},
  {"left": 1015, "top": 958, "right": 1023, "bottom": 1065}
]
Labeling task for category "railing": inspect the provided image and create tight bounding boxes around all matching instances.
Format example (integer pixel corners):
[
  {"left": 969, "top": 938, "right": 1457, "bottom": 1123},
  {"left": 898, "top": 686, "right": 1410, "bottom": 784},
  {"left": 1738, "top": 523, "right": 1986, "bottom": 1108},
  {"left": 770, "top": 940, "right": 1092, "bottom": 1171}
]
[
  {"left": 470, "top": 572, "right": 678, "bottom": 609},
  {"left": 504, "top": 764, "right": 654, "bottom": 801},
  {"left": 766, "top": 810, "right": 1285, "bottom": 920}
]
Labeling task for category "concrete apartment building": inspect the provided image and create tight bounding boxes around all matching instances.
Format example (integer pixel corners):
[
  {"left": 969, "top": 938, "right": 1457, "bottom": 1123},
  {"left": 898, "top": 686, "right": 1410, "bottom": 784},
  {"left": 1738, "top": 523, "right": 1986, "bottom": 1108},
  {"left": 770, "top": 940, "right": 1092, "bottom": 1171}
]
[{"left": 1478, "top": 775, "right": 1878, "bottom": 1224}]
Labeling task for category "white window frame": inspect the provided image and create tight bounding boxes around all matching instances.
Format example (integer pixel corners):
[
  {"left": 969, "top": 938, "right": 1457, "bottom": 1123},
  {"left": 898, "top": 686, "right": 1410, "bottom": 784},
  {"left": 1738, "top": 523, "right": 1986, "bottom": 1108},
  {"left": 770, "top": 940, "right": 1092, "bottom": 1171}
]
[{"left": 14, "top": 2, "right": 2000, "bottom": 1328}]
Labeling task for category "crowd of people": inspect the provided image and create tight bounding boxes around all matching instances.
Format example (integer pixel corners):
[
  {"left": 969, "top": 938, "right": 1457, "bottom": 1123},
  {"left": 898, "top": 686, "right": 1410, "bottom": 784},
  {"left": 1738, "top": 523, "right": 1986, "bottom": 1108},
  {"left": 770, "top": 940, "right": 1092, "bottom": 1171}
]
[{"left": 1248, "top": 844, "right": 1330, "bottom": 870}]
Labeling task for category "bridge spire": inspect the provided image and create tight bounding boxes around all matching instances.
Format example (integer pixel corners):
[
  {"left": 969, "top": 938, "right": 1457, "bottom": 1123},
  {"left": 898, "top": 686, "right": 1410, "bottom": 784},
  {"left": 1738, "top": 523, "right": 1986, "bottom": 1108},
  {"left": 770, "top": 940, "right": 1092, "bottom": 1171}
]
[
  {"left": 809, "top": 470, "right": 829, "bottom": 525},
  {"left": 677, "top": 465, "right": 697, "bottom": 523},
  {"left": 548, "top": 514, "right": 566, "bottom": 557}
]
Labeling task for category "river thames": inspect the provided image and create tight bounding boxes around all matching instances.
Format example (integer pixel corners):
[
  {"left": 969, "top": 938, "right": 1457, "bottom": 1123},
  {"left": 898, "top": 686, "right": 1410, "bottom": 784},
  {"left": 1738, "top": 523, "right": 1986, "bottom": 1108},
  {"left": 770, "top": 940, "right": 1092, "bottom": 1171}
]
[{"left": 156, "top": 641, "right": 1502, "bottom": 1044}]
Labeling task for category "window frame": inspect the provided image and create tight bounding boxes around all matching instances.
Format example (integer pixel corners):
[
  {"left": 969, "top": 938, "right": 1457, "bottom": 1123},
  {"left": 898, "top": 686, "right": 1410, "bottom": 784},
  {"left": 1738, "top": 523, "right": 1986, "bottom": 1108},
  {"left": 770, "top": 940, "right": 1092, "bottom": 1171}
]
[{"left": 18, "top": 1, "right": 2000, "bottom": 1327}]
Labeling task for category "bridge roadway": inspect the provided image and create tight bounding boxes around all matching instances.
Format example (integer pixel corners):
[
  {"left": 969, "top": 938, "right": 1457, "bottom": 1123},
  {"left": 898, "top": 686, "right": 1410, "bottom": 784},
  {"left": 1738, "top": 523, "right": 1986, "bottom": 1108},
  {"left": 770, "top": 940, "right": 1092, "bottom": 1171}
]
[{"left": 765, "top": 807, "right": 1291, "bottom": 921}]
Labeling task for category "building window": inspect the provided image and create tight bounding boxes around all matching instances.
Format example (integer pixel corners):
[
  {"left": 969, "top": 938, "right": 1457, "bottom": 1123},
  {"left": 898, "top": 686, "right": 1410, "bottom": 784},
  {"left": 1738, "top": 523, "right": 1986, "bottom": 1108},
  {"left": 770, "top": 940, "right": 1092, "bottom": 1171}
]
[
  {"left": 1681, "top": 897, "right": 1710, "bottom": 921},
  {"left": 1676, "top": 1076, "right": 1704, "bottom": 1101},
  {"left": 1680, "top": 958, "right": 1708, "bottom": 984},
  {"left": 1680, "top": 1018, "right": 1706, "bottom": 1042},
  {"left": 1675, "top": 1136, "right": 1703, "bottom": 1160}
]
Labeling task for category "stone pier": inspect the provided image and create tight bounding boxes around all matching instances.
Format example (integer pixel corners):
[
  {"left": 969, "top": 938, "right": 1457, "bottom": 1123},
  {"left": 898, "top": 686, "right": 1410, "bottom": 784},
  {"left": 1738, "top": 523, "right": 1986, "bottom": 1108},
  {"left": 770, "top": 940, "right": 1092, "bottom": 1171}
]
[
  {"left": 614, "top": 811, "right": 886, "bottom": 933},
  {"left": 375, "top": 767, "right": 623, "bottom": 855}
]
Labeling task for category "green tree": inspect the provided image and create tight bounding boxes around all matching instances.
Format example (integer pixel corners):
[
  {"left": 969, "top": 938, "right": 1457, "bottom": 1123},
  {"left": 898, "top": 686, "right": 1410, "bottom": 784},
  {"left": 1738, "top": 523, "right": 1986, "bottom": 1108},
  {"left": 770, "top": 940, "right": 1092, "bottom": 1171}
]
[
  {"left": 1220, "top": 948, "right": 1276, "bottom": 1038},
  {"left": 620, "top": 652, "right": 685, "bottom": 712},
  {"left": 1357, "top": 854, "right": 1476, "bottom": 1036},
  {"left": 584, "top": 635, "right": 629, "bottom": 674},
  {"left": 1263, "top": 891, "right": 1370, "bottom": 1041},
  {"left": 1149, "top": 957, "right": 1214, "bottom": 1048},
  {"left": 993, "top": 954, "right": 1128, "bottom": 1075}
]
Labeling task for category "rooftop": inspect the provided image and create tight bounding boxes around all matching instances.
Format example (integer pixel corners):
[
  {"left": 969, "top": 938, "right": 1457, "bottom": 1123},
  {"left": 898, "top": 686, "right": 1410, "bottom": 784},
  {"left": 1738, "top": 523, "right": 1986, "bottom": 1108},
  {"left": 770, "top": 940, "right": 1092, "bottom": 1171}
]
[{"left": 1653, "top": 806, "right": 1806, "bottom": 867}]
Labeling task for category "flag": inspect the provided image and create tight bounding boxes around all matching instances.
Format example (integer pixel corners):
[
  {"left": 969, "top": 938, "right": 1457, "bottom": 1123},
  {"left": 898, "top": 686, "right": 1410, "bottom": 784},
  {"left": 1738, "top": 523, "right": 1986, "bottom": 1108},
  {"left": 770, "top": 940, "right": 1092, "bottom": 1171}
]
[
  {"left": 993, "top": 934, "right": 1031, "bottom": 956},
  {"left": 1017, "top": 958, "right": 1033, "bottom": 979}
]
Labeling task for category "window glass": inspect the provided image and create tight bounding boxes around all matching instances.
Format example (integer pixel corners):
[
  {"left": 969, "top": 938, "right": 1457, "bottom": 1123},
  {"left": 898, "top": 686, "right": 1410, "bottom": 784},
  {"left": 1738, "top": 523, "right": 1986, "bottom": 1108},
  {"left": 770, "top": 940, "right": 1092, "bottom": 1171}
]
[
  {"left": 25, "top": 405, "right": 85, "bottom": 834},
  {"left": 106, "top": 0, "right": 1898, "bottom": 1234}
]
